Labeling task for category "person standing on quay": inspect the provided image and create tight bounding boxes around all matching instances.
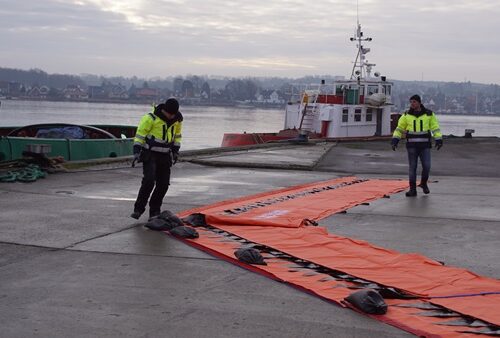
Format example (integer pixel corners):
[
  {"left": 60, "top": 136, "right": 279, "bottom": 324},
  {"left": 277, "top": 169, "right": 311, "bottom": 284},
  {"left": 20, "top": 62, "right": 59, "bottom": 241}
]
[
  {"left": 391, "top": 95, "right": 443, "bottom": 197},
  {"left": 131, "top": 98, "right": 183, "bottom": 219}
]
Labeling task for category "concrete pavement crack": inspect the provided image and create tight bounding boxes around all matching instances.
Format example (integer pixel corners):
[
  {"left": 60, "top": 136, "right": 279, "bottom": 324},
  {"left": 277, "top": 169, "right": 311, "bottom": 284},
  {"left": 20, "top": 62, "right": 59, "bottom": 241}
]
[
  {"left": 65, "top": 248, "right": 217, "bottom": 261},
  {"left": 0, "top": 241, "right": 59, "bottom": 251},
  {"left": 63, "top": 223, "right": 142, "bottom": 249},
  {"left": 0, "top": 240, "right": 217, "bottom": 262}
]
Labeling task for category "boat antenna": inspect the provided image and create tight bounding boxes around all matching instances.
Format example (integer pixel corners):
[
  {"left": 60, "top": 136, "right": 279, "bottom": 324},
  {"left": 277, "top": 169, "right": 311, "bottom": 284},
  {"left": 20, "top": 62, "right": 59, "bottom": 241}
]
[
  {"left": 357, "top": 0, "right": 359, "bottom": 26},
  {"left": 350, "top": 1, "right": 375, "bottom": 79}
]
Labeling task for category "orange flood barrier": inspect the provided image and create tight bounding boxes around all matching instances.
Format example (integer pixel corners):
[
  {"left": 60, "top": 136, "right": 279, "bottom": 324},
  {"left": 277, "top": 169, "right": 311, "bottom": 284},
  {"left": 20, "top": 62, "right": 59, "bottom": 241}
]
[
  {"left": 174, "top": 177, "right": 500, "bottom": 337},
  {"left": 200, "top": 177, "right": 407, "bottom": 227}
]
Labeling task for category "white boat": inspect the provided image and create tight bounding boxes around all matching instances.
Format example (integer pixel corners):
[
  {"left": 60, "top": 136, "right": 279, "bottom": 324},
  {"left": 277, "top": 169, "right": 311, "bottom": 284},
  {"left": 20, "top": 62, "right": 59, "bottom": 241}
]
[{"left": 222, "top": 22, "right": 396, "bottom": 147}]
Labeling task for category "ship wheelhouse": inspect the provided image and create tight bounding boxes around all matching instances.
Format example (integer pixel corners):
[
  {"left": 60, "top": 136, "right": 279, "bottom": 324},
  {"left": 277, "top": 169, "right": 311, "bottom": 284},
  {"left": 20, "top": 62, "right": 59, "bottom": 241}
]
[{"left": 284, "top": 77, "right": 394, "bottom": 138}]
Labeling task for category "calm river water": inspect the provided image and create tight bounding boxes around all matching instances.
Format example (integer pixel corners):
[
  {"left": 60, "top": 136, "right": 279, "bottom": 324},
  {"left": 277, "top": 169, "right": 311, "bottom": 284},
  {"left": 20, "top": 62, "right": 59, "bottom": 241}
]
[{"left": 1, "top": 100, "right": 499, "bottom": 150}]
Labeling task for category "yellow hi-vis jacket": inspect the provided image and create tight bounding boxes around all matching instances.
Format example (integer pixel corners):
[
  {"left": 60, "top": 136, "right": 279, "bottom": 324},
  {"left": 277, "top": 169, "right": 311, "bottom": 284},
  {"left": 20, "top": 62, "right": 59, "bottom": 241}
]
[
  {"left": 134, "top": 111, "right": 183, "bottom": 153},
  {"left": 393, "top": 108, "right": 442, "bottom": 147}
]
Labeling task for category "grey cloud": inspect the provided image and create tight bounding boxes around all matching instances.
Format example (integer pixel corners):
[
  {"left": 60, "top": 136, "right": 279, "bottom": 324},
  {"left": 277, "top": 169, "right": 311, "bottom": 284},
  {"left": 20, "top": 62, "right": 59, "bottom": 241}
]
[{"left": 0, "top": 0, "right": 499, "bottom": 82}]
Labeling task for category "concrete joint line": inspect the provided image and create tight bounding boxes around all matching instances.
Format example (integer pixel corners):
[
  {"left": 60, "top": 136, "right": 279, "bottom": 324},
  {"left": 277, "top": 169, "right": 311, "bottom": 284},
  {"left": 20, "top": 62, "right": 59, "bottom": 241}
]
[
  {"left": 65, "top": 248, "right": 218, "bottom": 261},
  {"left": 64, "top": 224, "right": 141, "bottom": 249}
]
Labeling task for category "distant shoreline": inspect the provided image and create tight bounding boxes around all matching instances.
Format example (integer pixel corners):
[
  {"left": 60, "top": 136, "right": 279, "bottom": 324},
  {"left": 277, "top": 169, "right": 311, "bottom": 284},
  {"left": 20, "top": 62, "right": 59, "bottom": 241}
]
[
  {"left": 0, "top": 97, "right": 286, "bottom": 110},
  {"left": 1, "top": 97, "right": 499, "bottom": 117}
]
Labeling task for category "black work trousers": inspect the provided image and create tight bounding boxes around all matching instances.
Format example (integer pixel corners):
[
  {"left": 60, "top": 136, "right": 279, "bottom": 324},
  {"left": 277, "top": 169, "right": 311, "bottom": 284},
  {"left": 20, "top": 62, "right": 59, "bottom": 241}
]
[
  {"left": 407, "top": 146, "right": 431, "bottom": 186},
  {"left": 134, "top": 151, "right": 172, "bottom": 215}
]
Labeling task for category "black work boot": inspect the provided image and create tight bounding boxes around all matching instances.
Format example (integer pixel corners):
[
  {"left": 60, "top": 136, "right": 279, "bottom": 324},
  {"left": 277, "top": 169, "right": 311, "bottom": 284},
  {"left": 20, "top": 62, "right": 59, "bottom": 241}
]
[
  {"left": 130, "top": 210, "right": 143, "bottom": 219},
  {"left": 148, "top": 210, "right": 160, "bottom": 221},
  {"left": 418, "top": 181, "right": 430, "bottom": 194},
  {"left": 405, "top": 182, "right": 417, "bottom": 197}
]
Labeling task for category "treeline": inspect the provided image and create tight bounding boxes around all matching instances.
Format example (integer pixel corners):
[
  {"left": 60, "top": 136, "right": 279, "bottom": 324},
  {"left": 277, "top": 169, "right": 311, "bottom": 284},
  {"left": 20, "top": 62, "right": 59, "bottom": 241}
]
[
  {"left": 0, "top": 67, "right": 86, "bottom": 89},
  {"left": 393, "top": 80, "right": 500, "bottom": 99},
  {"left": 2, "top": 66, "right": 499, "bottom": 96}
]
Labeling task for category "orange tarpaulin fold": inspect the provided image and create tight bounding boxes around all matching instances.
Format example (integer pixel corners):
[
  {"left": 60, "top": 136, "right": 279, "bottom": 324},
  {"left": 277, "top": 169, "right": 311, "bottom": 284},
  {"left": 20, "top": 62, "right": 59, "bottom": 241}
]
[
  {"left": 201, "top": 177, "right": 408, "bottom": 228},
  {"left": 213, "top": 224, "right": 500, "bottom": 326},
  {"left": 175, "top": 177, "right": 500, "bottom": 336},
  {"left": 172, "top": 227, "right": 487, "bottom": 338}
]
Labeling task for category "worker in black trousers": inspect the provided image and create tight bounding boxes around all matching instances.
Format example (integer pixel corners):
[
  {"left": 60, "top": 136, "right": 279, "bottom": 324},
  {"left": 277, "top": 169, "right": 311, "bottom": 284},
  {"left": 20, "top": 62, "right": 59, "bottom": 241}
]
[{"left": 131, "top": 98, "right": 183, "bottom": 220}]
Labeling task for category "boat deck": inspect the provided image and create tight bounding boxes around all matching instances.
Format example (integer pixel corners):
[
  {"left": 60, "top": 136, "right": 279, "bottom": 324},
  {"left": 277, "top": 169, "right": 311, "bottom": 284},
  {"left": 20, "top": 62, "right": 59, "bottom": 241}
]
[{"left": 0, "top": 137, "right": 499, "bottom": 337}]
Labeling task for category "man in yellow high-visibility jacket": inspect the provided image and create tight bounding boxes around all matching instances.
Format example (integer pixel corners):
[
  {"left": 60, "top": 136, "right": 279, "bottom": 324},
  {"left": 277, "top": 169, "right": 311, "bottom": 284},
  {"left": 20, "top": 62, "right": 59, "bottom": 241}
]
[
  {"left": 131, "top": 98, "right": 183, "bottom": 219},
  {"left": 391, "top": 95, "right": 443, "bottom": 197}
]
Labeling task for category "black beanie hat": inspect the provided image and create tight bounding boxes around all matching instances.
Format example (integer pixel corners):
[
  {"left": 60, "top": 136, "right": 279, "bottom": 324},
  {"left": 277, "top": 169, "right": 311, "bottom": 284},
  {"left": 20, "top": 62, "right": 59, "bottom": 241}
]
[
  {"left": 410, "top": 94, "right": 421, "bottom": 103},
  {"left": 154, "top": 103, "right": 166, "bottom": 115},
  {"left": 165, "top": 98, "right": 179, "bottom": 114}
]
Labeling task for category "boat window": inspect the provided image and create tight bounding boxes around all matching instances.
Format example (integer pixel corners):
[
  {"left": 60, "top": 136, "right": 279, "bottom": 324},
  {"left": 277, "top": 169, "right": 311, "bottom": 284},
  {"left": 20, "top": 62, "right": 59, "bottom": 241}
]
[
  {"left": 342, "top": 108, "right": 349, "bottom": 122},
  {"left": 383, "top": 85, "right": 391, "bottom": 95},
  {"left": 368, "top": 85, "right": 378, "bottom": 95},
  {"left": 366, "top": 108, "right": 373, "bottom": 122},
  {"left": 354, "top": 109, "right": 362, "bottom": 122}
]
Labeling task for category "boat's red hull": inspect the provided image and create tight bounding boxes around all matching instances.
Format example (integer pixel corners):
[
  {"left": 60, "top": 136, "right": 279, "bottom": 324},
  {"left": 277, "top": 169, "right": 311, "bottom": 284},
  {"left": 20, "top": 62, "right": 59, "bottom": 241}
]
[
  {"left": 222, "top": 113, "right": 401, "bottom": 147},
  {"left": 221, "top": 129, "right": 321, "bottom": 147},
  {"left": 221, "top": 130, "right": 392, "bottom": 147}
]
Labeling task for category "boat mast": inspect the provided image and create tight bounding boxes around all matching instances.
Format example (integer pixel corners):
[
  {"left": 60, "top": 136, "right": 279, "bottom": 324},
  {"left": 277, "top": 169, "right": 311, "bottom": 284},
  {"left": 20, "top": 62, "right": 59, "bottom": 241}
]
[{"left": 350, "top": 1, "right": 375, "bottom": 80}]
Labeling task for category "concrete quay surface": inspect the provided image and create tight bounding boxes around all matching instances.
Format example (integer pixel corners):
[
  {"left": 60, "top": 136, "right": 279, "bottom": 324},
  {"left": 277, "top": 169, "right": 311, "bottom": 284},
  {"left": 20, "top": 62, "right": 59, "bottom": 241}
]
[
  {"left": 183, "top": 142, "right": 334, "bottom": 170},
  {"left": 1, "top": 137, "right": 499, "bottom": 337}
]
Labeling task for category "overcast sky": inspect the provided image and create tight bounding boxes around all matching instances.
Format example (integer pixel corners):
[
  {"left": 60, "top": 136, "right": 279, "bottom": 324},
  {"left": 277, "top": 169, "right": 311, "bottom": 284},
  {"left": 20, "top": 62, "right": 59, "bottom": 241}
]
[{"left": 1, "top": 0, "right": 499, "bottom": 83}]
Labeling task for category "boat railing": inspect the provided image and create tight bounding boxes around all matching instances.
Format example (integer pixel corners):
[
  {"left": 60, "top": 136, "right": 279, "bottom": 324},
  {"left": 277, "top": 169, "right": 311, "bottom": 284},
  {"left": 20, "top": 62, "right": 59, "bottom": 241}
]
[{"left": 288, "top": 77, "right": 393, "bottom": 107}]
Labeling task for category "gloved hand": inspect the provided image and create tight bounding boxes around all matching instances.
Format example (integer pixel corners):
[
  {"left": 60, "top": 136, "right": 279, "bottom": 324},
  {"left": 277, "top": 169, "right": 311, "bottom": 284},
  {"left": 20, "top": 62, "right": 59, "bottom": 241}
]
[
  {"left": 391, "top": 138, "right": 399, "bottom": 151},
  {"left": 172, "top": 145, "right": 180, "bottom": 165},
  {"left": 132, "top": 145, "right": 142, "bottom": 167},
  {"left": 435, "top": 139, "right": 443, "bottom": 150},
  {"left": 132, "top": 152, "right": 140, "bottom": 167}
]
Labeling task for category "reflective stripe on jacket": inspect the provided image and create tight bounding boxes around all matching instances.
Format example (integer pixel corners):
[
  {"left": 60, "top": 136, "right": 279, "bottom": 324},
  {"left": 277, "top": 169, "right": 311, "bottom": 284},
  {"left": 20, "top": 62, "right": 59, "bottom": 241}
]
[
  {"left": 134, "top": 112, "right": 183, "bottom": 153},
  {"left": 393, "top": 108, "right": 442, "bottom": 146}
]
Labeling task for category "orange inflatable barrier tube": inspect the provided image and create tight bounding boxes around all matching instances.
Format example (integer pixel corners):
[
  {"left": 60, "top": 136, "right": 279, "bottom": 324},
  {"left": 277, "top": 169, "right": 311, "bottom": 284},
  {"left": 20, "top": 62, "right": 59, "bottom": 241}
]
[
  {"left": 200, "top": 177, "right": 406, "bottom": 227},
  {"left": 173, "top": 177, "right": 500, "bottom": 337}
]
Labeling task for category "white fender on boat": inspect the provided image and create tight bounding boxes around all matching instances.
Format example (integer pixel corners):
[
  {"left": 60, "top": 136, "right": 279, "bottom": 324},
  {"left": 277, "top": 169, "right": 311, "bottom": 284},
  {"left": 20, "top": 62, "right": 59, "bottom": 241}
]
[{"left": 365, "top": 93, "right": 387, "bottom": 106}]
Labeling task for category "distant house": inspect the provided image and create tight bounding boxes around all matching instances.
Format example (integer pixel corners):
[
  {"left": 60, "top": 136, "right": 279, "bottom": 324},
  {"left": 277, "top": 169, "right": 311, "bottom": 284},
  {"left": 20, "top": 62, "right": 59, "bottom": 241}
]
[
  {"left": 63, "top": 85, "right": 88, "bottom": 100},
  {"left": 27, "top": 85, "right": 50, "bottom": 99},
  {"left": 426, "top": 98, "right": 436, "bottom": 109},
  {"left": 108, "top": 84, "right": 128, "bottom": 99},
  {"left": 256, "top": 90, "right": 285, "bottom": 104},
  {"left": 269, "top": 90, "right": 283, "bottom": 104},
  {"left": 200, "top": 90, "right": 210, "bottom": 100},
  {"left": 135, "top": 87, "right": 159, "bottom": 101},
  {"left": 159, "top": 88, "right": 173, "bottom": 99},
  {"left": 87, "top": 83, "right": 130, "bottom": 100}
]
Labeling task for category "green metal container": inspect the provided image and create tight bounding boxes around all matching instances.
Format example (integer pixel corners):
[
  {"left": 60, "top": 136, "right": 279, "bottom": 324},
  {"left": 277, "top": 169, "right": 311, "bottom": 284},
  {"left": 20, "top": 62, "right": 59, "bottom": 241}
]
[{"left": 0, "top": 136, "right": 133, "bottom": 162}]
